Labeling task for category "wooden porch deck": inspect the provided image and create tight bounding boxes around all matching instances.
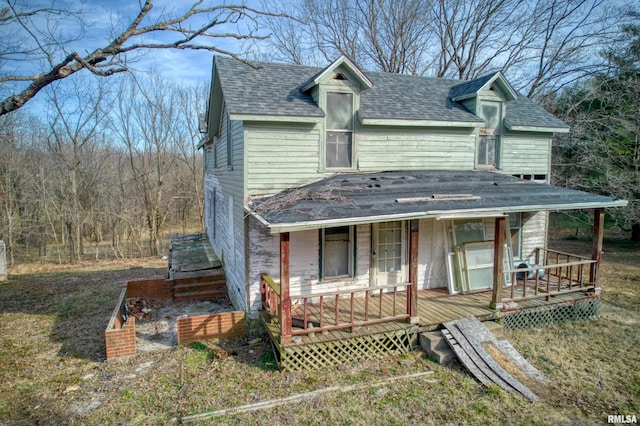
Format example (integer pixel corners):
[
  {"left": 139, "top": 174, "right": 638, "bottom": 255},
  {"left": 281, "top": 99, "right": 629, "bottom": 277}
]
[{"left": 261, "top": 287, "right": 595, "bottom": 348}]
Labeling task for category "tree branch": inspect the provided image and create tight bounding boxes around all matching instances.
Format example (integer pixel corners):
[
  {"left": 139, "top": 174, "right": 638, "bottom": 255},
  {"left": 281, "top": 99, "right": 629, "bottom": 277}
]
[{"left": 0, "top": 1, "right": 289, "bottom": 116}]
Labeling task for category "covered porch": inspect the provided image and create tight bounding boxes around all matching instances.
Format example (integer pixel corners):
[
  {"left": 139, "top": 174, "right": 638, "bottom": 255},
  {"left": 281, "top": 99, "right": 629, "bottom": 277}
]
[
  {"left": 260, "top": 239, "right": 603, "bottom": 345},
  {"left": 247, "top": 171, "right": 626, "bottom": 370}
]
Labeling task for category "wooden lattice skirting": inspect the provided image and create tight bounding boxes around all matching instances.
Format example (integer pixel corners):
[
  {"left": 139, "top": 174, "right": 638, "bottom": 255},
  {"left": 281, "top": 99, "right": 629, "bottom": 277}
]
[
  {"left": 277, "top": 328, "right": 415, "bottom": 372},
  {"left": 502, "top": 297, "right": 601, "bottom": 330}
]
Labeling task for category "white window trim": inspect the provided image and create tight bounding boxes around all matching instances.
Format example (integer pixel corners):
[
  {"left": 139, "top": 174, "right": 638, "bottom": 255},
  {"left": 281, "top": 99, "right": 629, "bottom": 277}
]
[
  {"left": 226, "top": 112, "right": 233, "bottom": 169},
  {"left": 372, "top": 221, "right": 409, "bottom": 286},
  {"left": 507, "top": 212, "right": 523, "bottom": 261},
  {"left": 320, "top": 226, "right": 354, "bottom": 281},
  {"left": 476, "top": 100, "right": 502, "bottom": 169},
  {"left": 321, "top": 87, "right": 358, "bottom": 171},
  {"left": 212, "top": 136, "right": 218, "bottom": 170}
]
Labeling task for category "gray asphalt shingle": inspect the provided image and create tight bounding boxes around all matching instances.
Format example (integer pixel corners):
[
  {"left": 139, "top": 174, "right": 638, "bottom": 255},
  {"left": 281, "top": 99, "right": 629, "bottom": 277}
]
[
  {"left": 215, "top": 57, "right": 323, "bottom": 118},
  {"left": 214, "top": 56, "right": 567, "bottom": 129},
  {"left": 504, "top": 96, "right": 569, "bottom": 129},
  {"left": 248, "top": 170, "right": 624, "bottom": 228},
  {"left": 448, "top": 72, "right": 499, "bottom": 100}
]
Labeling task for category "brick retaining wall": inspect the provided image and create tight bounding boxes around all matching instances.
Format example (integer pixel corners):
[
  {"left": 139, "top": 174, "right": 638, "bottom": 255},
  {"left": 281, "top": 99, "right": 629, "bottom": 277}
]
[
  {"left": 105, "top": 287, "right": 137, "bottom": 359},
  {"left": 177, "top": 311, "right": 248, "bottom": 345},
  {"left": 105, "top": 276, "right": 247, "bottom": 359}
]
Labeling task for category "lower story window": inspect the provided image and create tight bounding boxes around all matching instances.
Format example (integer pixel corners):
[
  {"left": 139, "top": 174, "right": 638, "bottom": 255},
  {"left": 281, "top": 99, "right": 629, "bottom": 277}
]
[{"left": 321, "top": 226, "right": 353, "bottom": 279}]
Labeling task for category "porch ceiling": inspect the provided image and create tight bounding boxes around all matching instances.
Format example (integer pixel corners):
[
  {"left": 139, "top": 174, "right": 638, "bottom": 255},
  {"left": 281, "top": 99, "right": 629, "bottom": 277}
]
[{"left": 247, "top": 170, "right": 627, "bottom": 233}]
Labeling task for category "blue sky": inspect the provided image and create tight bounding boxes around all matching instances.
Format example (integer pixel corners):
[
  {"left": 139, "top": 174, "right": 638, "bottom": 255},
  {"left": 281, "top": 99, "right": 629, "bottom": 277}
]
[{"left": 1, "top": 0, "right": 271, "bottom": 115}]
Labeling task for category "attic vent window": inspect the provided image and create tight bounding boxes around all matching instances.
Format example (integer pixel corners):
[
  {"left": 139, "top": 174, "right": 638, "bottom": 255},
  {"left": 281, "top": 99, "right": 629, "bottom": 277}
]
[
  {"left": 395, "top": 194, "right": 480, "bottom": 203},
  {"left": 333, "top": 73, "right": 347, "bottom": 81}
]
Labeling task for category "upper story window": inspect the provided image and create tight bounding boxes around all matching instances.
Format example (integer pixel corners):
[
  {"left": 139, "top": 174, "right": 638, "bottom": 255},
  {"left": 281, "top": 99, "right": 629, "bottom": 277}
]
[
  {"left": 204, "top": 145, "right": 211, "bottom": 170},
  {"left": 326, "top": 92, "right": 353, "bottom": 168},
  {"left": 226, "top": 112, "right": 233, "bottom": 167},
  {"left": 478, "top": 101, "right": 501, "bottom": 167},
  {"left": 213, "top": 137, "right": 218, "bottom": 169}
]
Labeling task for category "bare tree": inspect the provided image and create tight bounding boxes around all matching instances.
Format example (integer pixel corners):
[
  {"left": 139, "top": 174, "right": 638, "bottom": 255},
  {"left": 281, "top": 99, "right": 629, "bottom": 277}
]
[
  {"left": 515, "top": 0, "right": 623, "bottom": 98},
  {"left": 111, "top": 72, "right": 181, "bottom": 257},
  {"left": 264, "top": 0, "right": 434, "bottom": 73},
  {"left": 0, "top": 0, "right": 288, "bottom": 115},
  {"left": 259, "top": 0, "right": 316, "bottom": 65},
  {"left": 356, "top": 0, "right": 434, "bottom": 74},
  {"left": 44, "top": 76, "right": 108, "bottom": 262},
  {"left": 551, "top": 16, "right": 640, "bottom": 240},
  {"left": 429, "top": 0, "right": 526, "bottom": 80},
  {"left": 0, "top": 110, "right": 62, "bottom": 263},
  {"left": 263, "top": 0, "right": 626, "bottom": 97},
  {"left": 0, "top": 112, "right": 27, "bottom": 264},
  {"left": 174, "top": 83, "right": 207, "bottom": 230}
]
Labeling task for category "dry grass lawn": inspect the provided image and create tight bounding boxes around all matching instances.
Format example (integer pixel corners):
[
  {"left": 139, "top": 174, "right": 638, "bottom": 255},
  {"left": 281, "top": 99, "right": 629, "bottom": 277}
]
[{"left": 0, "top": 239, "right": 638, "bottom": 425}]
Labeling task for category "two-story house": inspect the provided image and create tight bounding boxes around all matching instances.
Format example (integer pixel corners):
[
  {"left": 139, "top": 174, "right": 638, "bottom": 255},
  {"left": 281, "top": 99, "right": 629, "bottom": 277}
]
[{"left": 199, "top": 55, "right": 626, "bottom": 371}]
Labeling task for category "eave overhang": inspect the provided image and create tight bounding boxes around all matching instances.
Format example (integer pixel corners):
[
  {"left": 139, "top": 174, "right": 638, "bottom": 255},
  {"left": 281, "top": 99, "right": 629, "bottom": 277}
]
[
  {"left": 301, "top": 55, "right": 373, "bottom": 92},
  {"left": 229, "top": 113, "right": 323, "bottom": 123},
  {"left": 245, "top": 170, "right": 628, "bottom": 234},
  {"left": 248, "top": 200, "right": 627, "bottom": 234},
  {"left": 451, "top": 72, "right": 518, "bottom": 102},
  {"left": 196, "top": 136, "right": 212, "bottom": 150},
  {"left": 504, "top": 120, "right": 570, "bottom": 133},
  {"left": 359, "top": 117, "right": 484, "bottom": 128}
]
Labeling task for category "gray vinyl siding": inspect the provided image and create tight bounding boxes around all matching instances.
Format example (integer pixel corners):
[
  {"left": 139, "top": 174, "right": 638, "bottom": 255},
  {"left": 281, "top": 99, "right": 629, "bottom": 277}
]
[
  {"left": 500, "top": 131, "right": 552, "bottom": 175},
  {"left": 461, "top": 98, "right": 476, "bottom": 114},
  {"left": 246, "top": 222, "right": 372, "bottom": 313},
  {"left": 246, "top": 215, "right": 280, "bottom": 318},
  {"left": 288, "top": 224, "right": 370, "bottom": 297},
  {"left": 203, "top": 145, "right": 212, "bottom": 173},
  {"left": 358, "top": 127, "right": 476, "bottom": 171},
  {"left": 244, "top": 123, "right": 322, "bottom": 195},
  {"left": 204, "top": 104, "right": 246, "bottom": 311}
]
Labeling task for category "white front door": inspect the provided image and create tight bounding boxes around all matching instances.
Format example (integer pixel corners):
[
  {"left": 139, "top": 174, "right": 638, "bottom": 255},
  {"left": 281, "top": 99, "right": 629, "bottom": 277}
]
[{"left": 373, "top": 221, "right": 407, "bottom": 286}]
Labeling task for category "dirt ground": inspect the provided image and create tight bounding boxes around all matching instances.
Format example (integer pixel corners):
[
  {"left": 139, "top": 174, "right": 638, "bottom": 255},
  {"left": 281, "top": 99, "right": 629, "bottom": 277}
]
[
  {"left": 0, "top": 238, "right": 638, "bottom": 425},
  {"left": 131, "top": 298, "right": 235, "bottom": 352}
]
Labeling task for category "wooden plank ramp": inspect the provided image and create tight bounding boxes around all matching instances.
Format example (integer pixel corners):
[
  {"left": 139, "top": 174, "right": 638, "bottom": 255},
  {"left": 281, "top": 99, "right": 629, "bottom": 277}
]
[{"left": 442, "top": 317, "right": 541, "bottom": 401}]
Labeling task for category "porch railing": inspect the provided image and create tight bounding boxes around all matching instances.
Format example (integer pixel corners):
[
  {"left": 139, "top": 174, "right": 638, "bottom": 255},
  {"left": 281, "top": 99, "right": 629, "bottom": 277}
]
[
  {"left": 502, "top": 247, "right": 596, "bottom": 302},
  {"left": 261, "top": 273, "right": 281, "bottom": 318},
  {"left": 260, "top": 272, "right": 411, "bottom": 339},
  {"left": 290, "top": 282, "right": 411, "bottom": 336}
]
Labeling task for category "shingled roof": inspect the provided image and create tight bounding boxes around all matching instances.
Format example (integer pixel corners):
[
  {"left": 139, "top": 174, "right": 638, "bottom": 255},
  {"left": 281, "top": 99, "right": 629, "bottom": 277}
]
[
  {"left": 247, "top": 171, "right": 626, "bottom": 233},
  {"left": 215, "top": 58, "right": 323, "bottom": 118},
  {"left": 504, "top": 96, "right": 569, "bottom": 130},
  {"left": 449, "top": 72, "right": 502, "bottom": 101},
  {"left": 213, "top": 56, "right": 568, "bottom": 130}
]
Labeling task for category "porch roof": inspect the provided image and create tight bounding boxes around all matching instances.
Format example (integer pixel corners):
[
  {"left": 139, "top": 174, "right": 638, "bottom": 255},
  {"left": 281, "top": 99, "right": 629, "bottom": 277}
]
[{"left": 246, "top": 170, "right": 627, "bottom": 233}]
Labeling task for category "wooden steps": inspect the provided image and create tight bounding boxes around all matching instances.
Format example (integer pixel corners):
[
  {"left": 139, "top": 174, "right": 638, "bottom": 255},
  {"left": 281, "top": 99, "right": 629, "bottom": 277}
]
[
  {"left": 419, "top": 331, "right": 455, "bottom": 365},
  {"left": 419, "top": 320, "right": 505, "bottom": 366},
  {"left": 172, "top": 272, "right": 227, "bottom": 302}
]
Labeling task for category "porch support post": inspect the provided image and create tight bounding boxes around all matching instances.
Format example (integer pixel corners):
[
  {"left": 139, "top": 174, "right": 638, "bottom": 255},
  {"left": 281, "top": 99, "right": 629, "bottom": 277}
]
[
  {"left": 590, "top": 208, "right": 604, "bottom": 289},
  {"left": 407, "top": 219, "right": 419, "bottom": 324},
  {"left": 280, "top": 232, "right": 292, "bottom": 344},
  {"left": 490, "top": 216, "right": 506, "bottom": 310}
]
